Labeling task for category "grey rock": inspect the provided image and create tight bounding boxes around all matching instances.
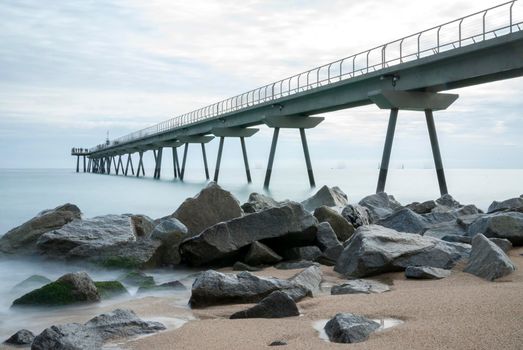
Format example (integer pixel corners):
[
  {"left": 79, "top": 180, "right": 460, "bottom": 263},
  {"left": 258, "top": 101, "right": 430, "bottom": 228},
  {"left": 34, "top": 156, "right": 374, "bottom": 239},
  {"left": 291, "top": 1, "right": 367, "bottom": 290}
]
[
  {"left": 274, "top": 260, "right": 319, "bottom": 270},
  {"left": 457, "top": 214, "right": 484, "bottom": 229},
  {"left": 324, "top": 313, "right": 380, "bottom": 343},
  {"left": 118, "top": 271, "right": 155, "bottom": 288},
  {"left": 241, "top": 193, "right": 283, "bottom": 213},
  {"left": 189, "top": 265, "right": 322, "bottom": 308},
  {"left": 378, "top": 208, "right": 429, "bottom": 234},
  {"left": 244, "top": 241, "right": 282, "bottom": 266},
  {"left": 4, "top": 329, "right": 35, "bottom": 345},
  {"left": 150, "top": 218, "right": 189, "bottom": 265},
  {"left": 137, "top": 281, "right": 186, "bottom": 293},
  {"left": 314, "top": 206, "right": 354, "bottom": 241},
  {"left": 341, "top": 204, "right": 372, "bottom": 228},
  {"left": 467, "top": 212, "right": 523, "bottom": 245},
  {"left": 406, "top": 200, "right": 437, "bottom": 214},
  {"left": 464, "top": 234, "right": 516, "bottom": 281},
  {"left": 489, "top": 238, "right": 513, "bottom": 253},
  {"left": 441, "top": 235, "right": 472, "bottom": 244},
  {"left": 0, "top": 203, "right": 81, "bottom": 255},
  {"left": 435, "top": 194, "right": 462, "bottom": 209},
  {"left": 315, "top": 222, "right": 343, "bottom": 263},
  {"left": 334, "top": 225, "right": 470, "bottom": 278},
  {"left": 301, "top": 185, "right": 348, "bottom": 211},
  {"left": 130, "top": 215, "right": 155, "bottom": 238},
  {"left": 358, "top": 192, "right": 402, "bottom": 221},
  {"left": 281, "top": 246, "right": 322, "bottom": 262},
  {"left": 179, "top": 202, "right": 317, "bottom": 266},
  {"left": 423, "top": 221, "right": 466, "bottom": 239},
  {"left": 404, "top": 266, "right": 451, "bottom": 279},
  {"left": 230, "top": 291, "right": 299, "bottom": 319},
  {"left": 10, "top": 275, "right": 52, "bottom": 295},
  {"left": 488, "top": 197, "right": 523, "bottom": 213},
  {"left": 233, "top": 261, "right": 262, "bottom": 272},
  {"left": 331, "top": 279, "right": 390, "bottom": 295},
  {"left": 171, "top": 182, "right": 242, "bottom": 236},
  {"left": 31, "top": 309, "right": 165, "bottom": 350}
]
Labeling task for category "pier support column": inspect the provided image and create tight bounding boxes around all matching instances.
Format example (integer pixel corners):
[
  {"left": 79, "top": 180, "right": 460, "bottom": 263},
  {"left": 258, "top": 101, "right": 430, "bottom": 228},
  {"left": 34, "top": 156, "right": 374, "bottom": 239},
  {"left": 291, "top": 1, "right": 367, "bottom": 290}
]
[
  {"left": 425, "top": 109, "right": 448, "bottom": 196},
  {"left": 124, "top": 153, "right": 134, "bottom": 176},
  {"left": 153, "top": 148, "right": 163, "bottom": 179},
  {"left": 180, "top": 144, "right": 188, "bottom": 181},
  {"left": 76, "top": 156, "right": 80, "bottom": 173},
  {"left": 107, "top": 156, "right": 112, "bottom": 175},
  {"left": 213, "top": 137, "right": 225, "bottom": 182},
  {"left": 376, "top": 108, "right": 398, "bottom": 193},
  {"left": 172, "top": 147, "right": 181, "bottom": 179},
  {"left": 117, "top": 155, "right": 124, "bottom": 175},
  {"left": 369, "top": 90, "right": 458, "bottom": 195},
  {"left": 177, "top": 135, "right": 214, "bottom": 181},
  {"left": 201, "top": 143, "right": 209, "bottom": 180},
  {"left": 263, "top": 116, "right": 324, "bottom": 189},
  {"left": 83, "top": 156, "right": 86, "bottom": 173},
  {"left": 240, "top": 137, "right": 252, "bottom": 183},
  {"left": 136, "top": 151, "right": 145, "bottom": 177}
]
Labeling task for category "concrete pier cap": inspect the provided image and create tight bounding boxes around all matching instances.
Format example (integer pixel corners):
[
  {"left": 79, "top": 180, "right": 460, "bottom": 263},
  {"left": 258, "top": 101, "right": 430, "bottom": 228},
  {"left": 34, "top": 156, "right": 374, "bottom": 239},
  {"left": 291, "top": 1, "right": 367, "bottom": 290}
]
[{"left": 368, "top": 90, "right": 459, "bottom": 111}]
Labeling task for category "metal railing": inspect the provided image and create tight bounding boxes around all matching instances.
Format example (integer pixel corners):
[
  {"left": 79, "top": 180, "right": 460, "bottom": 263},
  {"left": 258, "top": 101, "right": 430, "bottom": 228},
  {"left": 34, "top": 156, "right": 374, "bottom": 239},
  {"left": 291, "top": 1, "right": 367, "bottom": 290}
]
[{"left": 90, "top": 0, "right": 522, "bottom": 153}]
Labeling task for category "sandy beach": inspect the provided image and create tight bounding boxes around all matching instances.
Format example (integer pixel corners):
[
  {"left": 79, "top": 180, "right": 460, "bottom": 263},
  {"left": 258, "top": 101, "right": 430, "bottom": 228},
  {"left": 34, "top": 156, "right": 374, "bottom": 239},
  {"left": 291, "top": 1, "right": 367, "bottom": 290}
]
[{"left": 103, "top": 246, "right": 523, "bottom": 350}]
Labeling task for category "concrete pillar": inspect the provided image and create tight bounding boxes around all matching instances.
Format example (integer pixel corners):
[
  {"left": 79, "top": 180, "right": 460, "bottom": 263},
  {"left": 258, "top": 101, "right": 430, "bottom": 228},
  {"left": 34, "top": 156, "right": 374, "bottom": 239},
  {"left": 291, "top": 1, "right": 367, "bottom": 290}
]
[
  {"left": 201, "top": 143, "right": 209, "bottom": 180},
  {"left": 240, "top": 136, "right": 252, "bottom": 183},
  {"left": 264, "top": 127, "right": 280, "bottom": 189},
  {"left": 76, "top": 156, "right": 80, "bottom": 173},
  {"left": 376, "top": 108, "right": 398, "bottom": 193},
  {"left": 180, "top": 143, "right": 188, "bottom": 180},
  {"left": 213, "top": 137, "right": 225, "bottom": 182},
  {"left": 299, "top": 128, "right": 315, "bottom": 187},
  {"left": 425, "top": 109, "right": 448, "bottom": 196}
]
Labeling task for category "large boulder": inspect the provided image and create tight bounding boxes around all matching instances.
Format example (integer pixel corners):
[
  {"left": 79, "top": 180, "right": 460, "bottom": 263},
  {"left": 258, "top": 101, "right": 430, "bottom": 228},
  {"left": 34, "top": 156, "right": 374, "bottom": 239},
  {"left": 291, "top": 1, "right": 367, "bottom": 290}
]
[
  {"left": 487, "top": 197, "right": 523, "bottom": 213},
  {"left": 464, "top": 234, "right": 516, "bottom": 281},
  {"left": 94, "top": 281, "right": 128, "bottom": 299},
  {"left": 10, "top": 275, "right": 52, "bottom": 295},
  {"left": 331, "top": 279, "right": 390, "bottom": 295},
  {"left": 0, "top": 203, "right": 81, "bottom": 255},
  {"left": 130, "top": 215, "right": 156, "bottom": 238},
  {"left": 179, "top": 202, "right": 317, "bottom": 266},
  {"left": 324, "top": 313, "right": 380, "bottom": 344},
  {"left": 230, "top": 291, "right": 299, "bottom": 319},
  {"left": 171, "top": 182, "right": 242, "bottom": 235},
  {"left": 314, "top": 206, "right": 354, "bottom": 241},
  {"left": 31, "top": 309, "right": 165, "bottom": 350},
  {"left": 4, "top": 329, "right": 35, "bottom": 346},
  {"left": 422, "top": 221, "right": 466, "bottom": 239},
  {"left": 358, "top": 192, "right": 402, "bottom": 221},
  {"left": 241, "top": 193, "right": 283, "bottom": 213},
  {"left": 404, "top": 266, "right": 451, "bottom": 279},
  {"left": 281, "top": 246, "right": 322, "bottom": 262},
  {"left": 12, "top": 272, "right": 100, "bottom": 307},
  {"left": 341, "top": 204, "right": 372, "bottom": 228},
  {"left": 315, "top": 222, "right": 343, "bottom": 263},
  {"left": 467, "top": 212, "right": 523, "bottom": 245},
  {"left": 406, "top": 200, "right": 437, "bottom": 214},
  {"left": 149, "top": 217, "right": 189, "bottom": 265},
  {"left": 244, "top": 242, "right": 282, "bottom": 266},
  {"left": 36, "top": 215, "right": 162, "bottom": 268},
  {"left": 378, "top": 208, "right": 429, "bottom": 234},
  {"left": 301, "top": 185, "right": 348, "bottom": 211},
  {"left": 334, "top": 225, "right": 470, "bottom": 278},
  {"left": 189, "top": 265, "right": 322, "bottom": 308}
]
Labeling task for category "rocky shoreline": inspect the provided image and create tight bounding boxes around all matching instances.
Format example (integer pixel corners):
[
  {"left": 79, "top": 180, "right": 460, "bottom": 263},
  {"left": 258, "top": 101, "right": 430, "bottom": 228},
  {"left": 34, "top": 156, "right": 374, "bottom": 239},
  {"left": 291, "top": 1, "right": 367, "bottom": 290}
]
[{"left": 0, "top": 183, "right": 521, "bottom": 349}]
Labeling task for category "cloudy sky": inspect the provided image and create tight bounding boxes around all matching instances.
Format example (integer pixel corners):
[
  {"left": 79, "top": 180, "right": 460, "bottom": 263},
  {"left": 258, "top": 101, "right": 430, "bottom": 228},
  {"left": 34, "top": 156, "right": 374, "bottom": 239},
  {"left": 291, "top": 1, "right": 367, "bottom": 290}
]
[{"left": 1, "top": 0, "right": 522, "bottom": 169}]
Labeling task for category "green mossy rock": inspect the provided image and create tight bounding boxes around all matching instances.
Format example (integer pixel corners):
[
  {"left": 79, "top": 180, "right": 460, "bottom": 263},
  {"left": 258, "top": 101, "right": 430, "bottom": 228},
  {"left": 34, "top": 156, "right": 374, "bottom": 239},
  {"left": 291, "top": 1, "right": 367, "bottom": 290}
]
[
  {"left": 117, "top": 271, "right": 155, "bottom": 288},
  {"left": 11, "top": 275, "right": 52, "bottom": 293},
  {"left": 101, "top": 256, "right": 143, "bottom": 269},
  {"left": 94, "top": 281, "right": 128, "bottom": 299}
]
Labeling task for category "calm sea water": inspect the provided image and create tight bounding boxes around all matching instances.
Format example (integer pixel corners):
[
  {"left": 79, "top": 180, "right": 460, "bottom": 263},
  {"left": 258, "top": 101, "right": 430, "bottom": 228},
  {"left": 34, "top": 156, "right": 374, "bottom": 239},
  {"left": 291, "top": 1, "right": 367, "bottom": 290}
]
[{"left": 0, "top": 167, "right": 521, "bottom": 339}]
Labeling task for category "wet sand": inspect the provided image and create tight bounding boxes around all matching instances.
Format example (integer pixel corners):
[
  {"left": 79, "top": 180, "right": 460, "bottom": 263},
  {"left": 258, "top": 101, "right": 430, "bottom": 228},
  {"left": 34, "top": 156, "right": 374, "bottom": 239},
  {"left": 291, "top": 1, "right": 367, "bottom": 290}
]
[{"left": 124, "top": 247, "right": 523, "bottom": 350}]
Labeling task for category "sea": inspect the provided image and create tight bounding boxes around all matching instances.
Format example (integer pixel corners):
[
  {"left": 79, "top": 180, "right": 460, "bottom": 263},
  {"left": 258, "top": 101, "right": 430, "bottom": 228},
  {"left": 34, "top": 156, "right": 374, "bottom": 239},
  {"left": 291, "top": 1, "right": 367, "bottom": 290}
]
[{"left": 0, "top": 167, "right": 521, "bottom": 340}]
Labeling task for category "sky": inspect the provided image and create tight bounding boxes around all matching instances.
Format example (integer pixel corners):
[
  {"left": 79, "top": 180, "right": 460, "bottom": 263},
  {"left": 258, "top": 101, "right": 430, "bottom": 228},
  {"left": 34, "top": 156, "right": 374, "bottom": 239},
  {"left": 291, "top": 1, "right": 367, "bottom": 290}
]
[{"left": 0, "top": 0, "right": 522, "bottom": 170}]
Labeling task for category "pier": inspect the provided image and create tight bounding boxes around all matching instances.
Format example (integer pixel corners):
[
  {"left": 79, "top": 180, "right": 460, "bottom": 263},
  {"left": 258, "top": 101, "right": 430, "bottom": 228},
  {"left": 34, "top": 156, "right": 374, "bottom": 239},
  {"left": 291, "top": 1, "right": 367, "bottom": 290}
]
[{"left": 72, "top": 1, "right": 523, "bottom": 195}]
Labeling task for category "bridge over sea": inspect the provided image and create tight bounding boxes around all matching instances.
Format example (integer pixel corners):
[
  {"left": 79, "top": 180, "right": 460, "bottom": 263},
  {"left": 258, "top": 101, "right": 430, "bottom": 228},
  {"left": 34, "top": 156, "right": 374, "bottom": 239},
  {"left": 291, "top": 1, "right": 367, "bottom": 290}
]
[{"left": 72, "top": 1, "right": 523, "bottom": 195}]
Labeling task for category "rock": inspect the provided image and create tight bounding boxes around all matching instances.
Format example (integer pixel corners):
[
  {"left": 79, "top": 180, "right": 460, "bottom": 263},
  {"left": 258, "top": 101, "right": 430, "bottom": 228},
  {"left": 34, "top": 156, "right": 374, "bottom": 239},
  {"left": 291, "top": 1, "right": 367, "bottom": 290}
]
[
  {"left": 12, "top": 272, "right": 100, "bottom": 307},
  {"left": 315, "top": 222, "right": 343, "bottom": 263},
  {"left": 189, "top": 266, "right": 322, "bottom": 308},
  {"left": 171, "top": 182, "right": 242, "bottom": 235},
  {"left": 378, "top": 208, "right": 429, "bottom": 234},
  {"left": 435, "top": 194, "right": 462, "bottom": 209},
  {"left": 230, "top": 291, "right": 299, "bottom": 319},
  {"left": 314, "top": 206, "right": 354, "bottom": 241},
  {"left": 4, "top": 329, "right": 35, "bottom": 345},
  {"left": 457, "top": 214, "right": 484, "bottom": 229},
  {"left": 341, "top": 204, "right": 372, "bottom": 228},
  {"left": 150, "top": 218, "right": 189, "bottom": 265},
  {"left": 118, "top": 271, "right": 155, "bottom": 288},
  {"left": 130, "top": 215, "right": 155, "bottom": 238},
  {"left": 31, "top": 309, "right": 165, "bottom": 350},
  {"left": 301, "top": 185, "right": 348, "bottom": 211},
  {"left": 441, "top": 235, "right": 472, "bottom": 244},
  {"left": 10, "top": 275, "right": 52, "bottom": 295},
  {"left": 464, "top": 234, "right": 516, "bottom": 281},
  {"left": 0, "top": 203, "right": 81, "bottom": 255},
  {"left": 331, "top": 279, "right": 390, "bottom": 295},
  {"left": 274, "top": 260, "right": 319, "bottom": 270},
  {"left": 487, "top": 197, "right": 523, "bottom": 213},
  {"left": 467, "top": 212, "right": 523, "bottom": 245},
  {"left": 241, "top": 193, "right": 282, "bottom": 213},
  {"left": 406, "top": 200, "right": 437, "bottom": 214},
  {"left": 269, "top": 340, "right": 287, "bottom": 346},
  {"left": 233, "top": 261, "right": 262, "bottom": 272},
  {"left": 94, "top": 281, "right": 128, "bottom": 299},
  {"left": 244, "top": 242, "right": 282, "bottom": 266},
  {"left": 423, "top": 221, "right": 466, "bottom": 239},
  {"left": 179, "top": 202, "right": 317, "bottom": 266},
  {"left": 358, "top": 192, "right": 402, "bottom": 221},
  {"left": 334, "top": 225, "right": 470, "bottom": 278},
  {"left": 404, "top": 266, "right": 451, "bottom": 279},
  {"left": 281, "top": 246, "right": 322, "bottom": 262},
  {"left": 490, "top": 238, "right": 513, "bottom": 253},
  {"left": 137, "top": 281, "right": 186, "bottom": 293},
  {"left": 324, "top": 313, "right": 380, "bottom": 343}
]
